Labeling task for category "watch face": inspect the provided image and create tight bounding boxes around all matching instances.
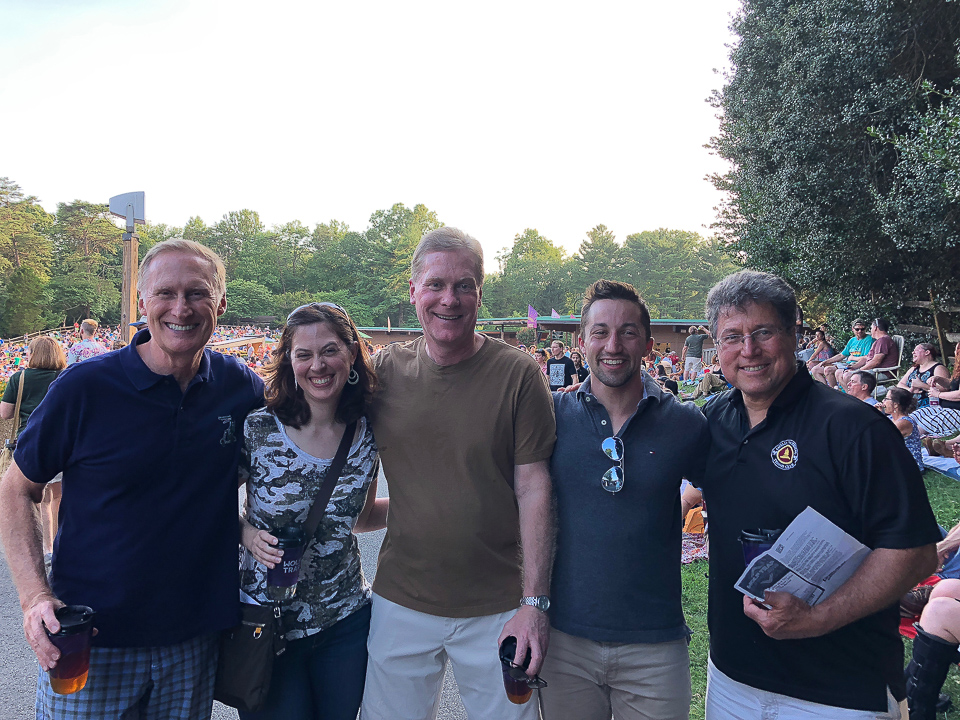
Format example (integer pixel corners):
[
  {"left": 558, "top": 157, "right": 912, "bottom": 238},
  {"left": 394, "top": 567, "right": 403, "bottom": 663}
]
[{"left": 536, "top": 596, "right": 550, "bottom": 612}]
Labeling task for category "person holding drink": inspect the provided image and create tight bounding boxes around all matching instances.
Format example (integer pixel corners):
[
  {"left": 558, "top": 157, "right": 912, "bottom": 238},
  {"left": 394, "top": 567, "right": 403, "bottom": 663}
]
[{"left": 238, "top": 302, "right": 388, "bottom": 720}]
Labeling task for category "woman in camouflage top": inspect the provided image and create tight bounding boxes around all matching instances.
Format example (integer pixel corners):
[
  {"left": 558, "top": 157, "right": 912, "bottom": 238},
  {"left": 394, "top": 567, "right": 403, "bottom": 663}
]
[{"left": 238, "top": 302, "right": 388, "bottom": 720}]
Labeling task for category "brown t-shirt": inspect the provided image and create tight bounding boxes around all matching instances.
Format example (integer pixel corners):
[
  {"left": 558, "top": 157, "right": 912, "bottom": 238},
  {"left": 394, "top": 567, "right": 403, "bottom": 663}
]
[
  {"left": 867, "top": 335, "right": 895, "bottom": 367},
  {"left": 370, "top": 336, "right": 556, "bottom": 617}
]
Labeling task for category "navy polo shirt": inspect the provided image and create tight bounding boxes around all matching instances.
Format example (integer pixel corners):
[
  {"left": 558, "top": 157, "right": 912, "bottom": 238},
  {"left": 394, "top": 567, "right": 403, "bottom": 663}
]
[
  {"left": 701, "top": 363, "right": 939, "bottom": 711},
  {"left": 15, "top": 330, "right": 264, "bottom": 647},
  {"left": 549, "top": 372, "right": 710, "bottom": 643}
]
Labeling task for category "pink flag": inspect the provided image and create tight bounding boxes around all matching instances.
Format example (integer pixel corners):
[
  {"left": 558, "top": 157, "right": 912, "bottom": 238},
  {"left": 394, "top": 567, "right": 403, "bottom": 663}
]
[
  {"left": 551, "top": 309, "right": 561, "bottom": 318},
  {"left": 527, "top": 305, "right": 539, "bottom": 328}
]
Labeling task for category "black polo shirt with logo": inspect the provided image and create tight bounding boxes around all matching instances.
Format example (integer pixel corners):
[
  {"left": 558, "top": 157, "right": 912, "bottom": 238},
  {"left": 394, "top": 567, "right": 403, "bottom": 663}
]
[{"left": 701, "top": 363, "right": 939, "bottom": 711}]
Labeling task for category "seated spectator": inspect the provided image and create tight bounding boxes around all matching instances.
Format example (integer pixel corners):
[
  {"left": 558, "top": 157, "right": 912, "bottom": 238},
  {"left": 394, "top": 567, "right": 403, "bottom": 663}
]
[
  {"left": 904, "top": 571, "right": 960, "bottom": 719},
  {"left": 845, "top": 370, "right": 880, "bottom": 406},
  {"left": 912, "top": 343, "right": 960, "bottom": 439},
  {"left": 882, "top": 387, "right": 924, "bottom": 471},
  {"left": 682, "top": 359, "right": 727, "bottom": 400},
  {"left": 836, "top": 318, "right": 898, "bottom": 388},
  {"left": 804, "top": 329, "right": 835, "bottom": 371},
  {"left": 898, "top": 343, "right": 949, "bottom": 409},
  {"left": 811, "top": 319, "right": 873, "bottom": 388}
]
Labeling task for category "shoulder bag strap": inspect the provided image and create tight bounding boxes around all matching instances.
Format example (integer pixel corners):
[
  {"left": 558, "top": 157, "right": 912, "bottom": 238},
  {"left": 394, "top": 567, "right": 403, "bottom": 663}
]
[
  {"left": 303, "top": 421, "right": 358, "bottom": 538},
  {"left": 8, "top": 371, "right": 26, "bottom": 443}
]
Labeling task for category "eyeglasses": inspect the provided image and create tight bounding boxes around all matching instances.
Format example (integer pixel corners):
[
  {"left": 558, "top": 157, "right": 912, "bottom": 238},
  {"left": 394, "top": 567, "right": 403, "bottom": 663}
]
[
  {"left": 287, "top": 302, "right": 347, "bottom": 322},
  {"left": 717, "top": 327, "right": 784, "bottom": 349},
  {"left": 853, "top": 326, "right": 866, "bottom": 332},
  {"left": 601, "top": 436, "right": 624, "bottom": 493}
]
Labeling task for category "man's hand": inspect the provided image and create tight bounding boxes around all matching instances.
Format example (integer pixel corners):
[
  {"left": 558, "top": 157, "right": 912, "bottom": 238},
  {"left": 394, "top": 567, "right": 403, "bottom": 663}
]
[
  {"left": 742, "top": 591, "right": 828, "bottom": 640},
  {"left": 23, "top": 591, "right": 64, "bottom": 670},
  {"left": 498, "top": 606, "right": 550, "bottom": 676}
]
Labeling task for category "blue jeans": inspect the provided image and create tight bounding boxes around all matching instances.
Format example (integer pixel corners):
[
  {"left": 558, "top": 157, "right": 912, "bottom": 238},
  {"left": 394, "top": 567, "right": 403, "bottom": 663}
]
[{"left": 240, "top": 603, "right": 371, "bottom": 720}]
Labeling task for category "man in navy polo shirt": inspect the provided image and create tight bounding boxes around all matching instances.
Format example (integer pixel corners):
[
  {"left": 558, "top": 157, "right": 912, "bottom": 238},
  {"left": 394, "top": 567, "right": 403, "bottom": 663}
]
[
  {"left": 700, "top": 270, "right": 939, "bottom": 719},
  {"left": 541, "top": 279, "right": 709, "bottom": 720},
  {"left": 0, "top": 240, "right": 263, "bottom": 719}
]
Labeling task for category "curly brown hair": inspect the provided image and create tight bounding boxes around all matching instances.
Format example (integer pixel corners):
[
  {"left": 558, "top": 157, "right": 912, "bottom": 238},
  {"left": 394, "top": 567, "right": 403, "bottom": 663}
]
[{"left": 265, "top": 303, "right": 378, "bottom": 429}]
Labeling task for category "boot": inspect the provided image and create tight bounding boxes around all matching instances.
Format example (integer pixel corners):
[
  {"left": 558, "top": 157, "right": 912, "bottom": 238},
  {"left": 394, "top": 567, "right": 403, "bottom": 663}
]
[{"left": 906, "top": 624, "right": 960, "bottom": 720}]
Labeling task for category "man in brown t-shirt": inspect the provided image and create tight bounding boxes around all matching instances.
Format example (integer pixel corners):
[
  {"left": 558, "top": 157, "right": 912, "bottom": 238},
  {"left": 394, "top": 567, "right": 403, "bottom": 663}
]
[{"left": 361, "top": 227, "right": 556, "bottom": 720}]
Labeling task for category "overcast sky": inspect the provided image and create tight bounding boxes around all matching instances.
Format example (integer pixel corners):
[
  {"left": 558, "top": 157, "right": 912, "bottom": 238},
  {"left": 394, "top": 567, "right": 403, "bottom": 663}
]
[{"left": 2, "top": 0, "right": 741, "bottom": 271}]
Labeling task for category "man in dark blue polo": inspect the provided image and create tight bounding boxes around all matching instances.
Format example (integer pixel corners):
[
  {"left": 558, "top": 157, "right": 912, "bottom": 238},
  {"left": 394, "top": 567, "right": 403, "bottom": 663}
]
[
  {"left": 0, "top": 240, "right": 263, "bottom": 719},
  {"left": 541, "top": 279, "right": 709, "bottom": 720}
]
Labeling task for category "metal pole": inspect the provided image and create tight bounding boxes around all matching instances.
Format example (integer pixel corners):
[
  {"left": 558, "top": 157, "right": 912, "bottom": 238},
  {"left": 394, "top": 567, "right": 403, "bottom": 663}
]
[{"left": 121, "top": 231, "right": 139, "bottom": 344}]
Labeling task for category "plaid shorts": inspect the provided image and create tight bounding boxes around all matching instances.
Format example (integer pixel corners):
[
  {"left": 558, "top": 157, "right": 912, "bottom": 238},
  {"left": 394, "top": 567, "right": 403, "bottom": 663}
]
[{"left": 36, "top": 632, "right": 218, "bottom": 720}]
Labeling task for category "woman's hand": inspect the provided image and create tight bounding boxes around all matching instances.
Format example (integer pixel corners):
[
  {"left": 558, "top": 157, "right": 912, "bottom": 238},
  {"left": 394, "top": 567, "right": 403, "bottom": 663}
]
[{"left": 241, "top": 520, "right": 282, "bottom": 569}]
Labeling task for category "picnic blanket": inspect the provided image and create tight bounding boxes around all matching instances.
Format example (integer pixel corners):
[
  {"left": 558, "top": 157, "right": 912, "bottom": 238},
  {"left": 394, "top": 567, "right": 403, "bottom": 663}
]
[
  {"left": 923, "top": 449, "right": 960, "bottom": 481},
  {"left": 682, "top": 532, "right": 708, "bottom": 564}
]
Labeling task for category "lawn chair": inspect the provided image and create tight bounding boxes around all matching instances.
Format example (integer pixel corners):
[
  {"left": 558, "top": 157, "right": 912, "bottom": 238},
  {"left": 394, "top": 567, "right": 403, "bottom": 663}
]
[{"left": 872, "top": 334, "right": 905, "bottom": 398}]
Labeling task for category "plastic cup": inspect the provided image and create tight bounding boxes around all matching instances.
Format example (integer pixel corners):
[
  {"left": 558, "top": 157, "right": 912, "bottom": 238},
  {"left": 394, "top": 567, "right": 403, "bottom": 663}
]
[
  {"left": 266, "top": 526, "right": 306, "bottom": 601},
  {"left": 46, "top": 605, "right": 95, "bottom": 695},
  {"left": 499, "top": 636, "right": 533, "bottom": 705},
  {"left": 739, "top": 528, "right": 782, "bottom": 566}
]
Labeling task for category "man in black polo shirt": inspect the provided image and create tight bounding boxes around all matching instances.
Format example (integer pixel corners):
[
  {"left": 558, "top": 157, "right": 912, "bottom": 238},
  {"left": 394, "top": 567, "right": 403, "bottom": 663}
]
[{"left": 699, "top": 270, "right": 939, "bottom": 718}]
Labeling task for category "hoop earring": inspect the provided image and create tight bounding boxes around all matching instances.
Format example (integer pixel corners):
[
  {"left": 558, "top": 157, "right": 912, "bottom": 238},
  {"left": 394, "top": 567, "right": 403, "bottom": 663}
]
[{"left": 347, "top": 368, "right": 360, "bottom": 385}]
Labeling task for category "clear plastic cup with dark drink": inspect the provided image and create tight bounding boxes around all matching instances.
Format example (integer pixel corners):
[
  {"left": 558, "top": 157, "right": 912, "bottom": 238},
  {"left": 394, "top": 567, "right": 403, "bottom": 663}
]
[
  {"left": 46, "top": 605, "right": 95, "bottom": 695},
  {"left": 498, "top": 636, "right": 547, "bottom": 705},
  {"left": 266, "top": 526, "right": 306, "bottom": 601}
]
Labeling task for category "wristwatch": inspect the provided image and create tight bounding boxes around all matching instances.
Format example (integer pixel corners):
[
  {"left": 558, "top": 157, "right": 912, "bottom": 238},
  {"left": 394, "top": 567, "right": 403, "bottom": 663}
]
[{"left": 520, "top": 595, "right": 551, "bottom": 612}]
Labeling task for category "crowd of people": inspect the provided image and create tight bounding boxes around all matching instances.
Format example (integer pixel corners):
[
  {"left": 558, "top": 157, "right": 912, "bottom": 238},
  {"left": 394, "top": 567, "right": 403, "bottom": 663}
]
[{"left": 0, "top": 230, "right": 957, "bottom": 720}]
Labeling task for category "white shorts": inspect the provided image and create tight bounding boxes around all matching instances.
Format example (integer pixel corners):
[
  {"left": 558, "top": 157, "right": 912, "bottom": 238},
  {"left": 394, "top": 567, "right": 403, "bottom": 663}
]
[
  {"left": 705, "top": 658, "right": 902, "bottom": 720},
  {"left": 684, "top": 357, "right": 702, "bottom": 373},
  {"left": 361, "top": 594, "right": 539, "bottom": 720}
]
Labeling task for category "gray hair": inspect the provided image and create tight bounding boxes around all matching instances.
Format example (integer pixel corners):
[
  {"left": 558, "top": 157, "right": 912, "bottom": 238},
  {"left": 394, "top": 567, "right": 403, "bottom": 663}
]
[
  {"left": 138, "top": 239, "right": 226, "bottom": 301},
  {"left": 410, "top": 227, "right": 484, "bottom": 285},
  {"left": 705, "top": 270, "right": 797, "bottom": 338}
]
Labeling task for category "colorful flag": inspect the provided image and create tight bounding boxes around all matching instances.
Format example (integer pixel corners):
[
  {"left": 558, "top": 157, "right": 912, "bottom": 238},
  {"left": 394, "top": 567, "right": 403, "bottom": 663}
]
[
  {"left": 551, "top": 309, "right": 561, "bottom": 318},
  {"left": 527, "top": 305, "right": 539, "bottom": 328}
]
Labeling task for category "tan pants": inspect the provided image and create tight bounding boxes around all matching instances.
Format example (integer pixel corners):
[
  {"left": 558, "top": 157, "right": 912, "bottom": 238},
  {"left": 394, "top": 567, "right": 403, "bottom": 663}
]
[{"left": 539, "top": 629, "right": 690, "bottom": 720}]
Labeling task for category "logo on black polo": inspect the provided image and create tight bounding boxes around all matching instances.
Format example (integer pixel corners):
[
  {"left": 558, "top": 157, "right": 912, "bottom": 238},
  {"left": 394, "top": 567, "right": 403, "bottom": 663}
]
[{"left": 771, "top": 440, "right": 799, "bottom": 470}]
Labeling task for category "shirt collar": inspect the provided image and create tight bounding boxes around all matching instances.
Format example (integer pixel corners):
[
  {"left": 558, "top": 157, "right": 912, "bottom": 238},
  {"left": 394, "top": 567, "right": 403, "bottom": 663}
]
[{"left": 120, "top": 329, "right": 213, "bottom": 391}]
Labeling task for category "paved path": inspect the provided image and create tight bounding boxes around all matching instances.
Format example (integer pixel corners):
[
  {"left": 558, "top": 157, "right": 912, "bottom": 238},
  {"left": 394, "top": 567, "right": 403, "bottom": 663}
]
[{"left": 0, "top": 471, "right": 468, "bottom": 719}]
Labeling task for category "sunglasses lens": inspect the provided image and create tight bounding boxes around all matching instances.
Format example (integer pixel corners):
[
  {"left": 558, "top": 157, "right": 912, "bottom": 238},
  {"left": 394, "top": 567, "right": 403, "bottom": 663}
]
[
  {"left": 528, "top": 677, "right": 548, "bottom": 689},
  {"left": 601, "top": 436, "right": 623, "bottom": 461},
  {"left": 602, "top": 466, "right": 624, "bottom": 493}
]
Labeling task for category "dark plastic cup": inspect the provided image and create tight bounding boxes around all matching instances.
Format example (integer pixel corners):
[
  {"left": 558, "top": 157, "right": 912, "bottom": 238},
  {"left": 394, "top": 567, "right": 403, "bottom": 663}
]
[
  {"left": 499, "top": 636, "right": 533, "bottom": 705},
  {"left": 46, "top": 605, "right": 95, "bottom": 695},
  {"left": 739, "top": 528, "right": 782, "bottom": 566},
  {"left": 266, "top": 526, "right": 306, "bottom": 601}
]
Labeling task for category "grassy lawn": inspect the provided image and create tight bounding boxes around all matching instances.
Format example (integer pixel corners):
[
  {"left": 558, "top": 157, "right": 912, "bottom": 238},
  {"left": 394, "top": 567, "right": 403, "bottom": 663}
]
[{"left": 679, "top": 468, "right": 960, "bottom": 720}]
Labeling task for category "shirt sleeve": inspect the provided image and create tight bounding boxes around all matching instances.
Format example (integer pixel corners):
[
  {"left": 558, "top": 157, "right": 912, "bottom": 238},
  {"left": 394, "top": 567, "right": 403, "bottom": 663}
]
[
  {"left": 513, "top": 363, "right": 557, "bottom": 466},
  {"left": 837, "top": 416, "right": 940, "bottom": 550},
  {"left": 13, "top": 373, "right": 77, "bottom": 484},
  {"left": 1, "top": 371, "right": 20, "bottom": 403}
]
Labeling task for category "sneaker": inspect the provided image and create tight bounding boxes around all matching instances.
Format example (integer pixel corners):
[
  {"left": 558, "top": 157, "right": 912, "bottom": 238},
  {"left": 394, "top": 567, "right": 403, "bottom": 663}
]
[{"left": 900, "top": 585, "right": 933, "bottom": 617}]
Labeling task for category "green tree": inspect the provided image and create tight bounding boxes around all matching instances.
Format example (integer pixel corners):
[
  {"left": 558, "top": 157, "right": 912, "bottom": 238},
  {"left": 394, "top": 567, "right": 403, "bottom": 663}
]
[
  {"left": 0, "top": 266, "right": 47, "bottom": 336},
  {"left": 48, "top": 201, "right": 123, "bottom": 323},
  {"left": 495, "top": 229, "right": 570, "bottom": 317},
  {"left": 572, "top": 224, "right": 623, "bottom": 291},
  {"left": 709, "top": 0, "right": 960, "bottom": 307},
  {"left": 0, "top": 178, "right": 53, "bottom": 279},
  {"left": 222, "top": 279, "right": 274, "bottom": 323}
]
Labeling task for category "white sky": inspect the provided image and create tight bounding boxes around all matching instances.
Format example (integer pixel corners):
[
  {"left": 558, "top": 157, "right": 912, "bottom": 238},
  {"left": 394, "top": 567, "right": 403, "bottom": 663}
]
[{"left": 1, "top": 0, "right": 741, "bottom": 271}]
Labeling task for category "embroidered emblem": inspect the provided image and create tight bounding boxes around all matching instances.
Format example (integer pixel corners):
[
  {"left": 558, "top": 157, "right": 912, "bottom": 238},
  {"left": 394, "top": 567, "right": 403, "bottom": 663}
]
[
  {"left": 771, "top": 440, "right": 799, "bottom": 470},
  {"left": 219, "top": 415, "right": 236, "bottom": 446}
]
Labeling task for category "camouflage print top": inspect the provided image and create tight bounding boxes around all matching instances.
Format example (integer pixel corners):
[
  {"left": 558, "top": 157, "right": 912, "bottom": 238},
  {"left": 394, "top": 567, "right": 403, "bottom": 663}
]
[{"left": 239, "top": 408, "right": 378, "bottom": 639}]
